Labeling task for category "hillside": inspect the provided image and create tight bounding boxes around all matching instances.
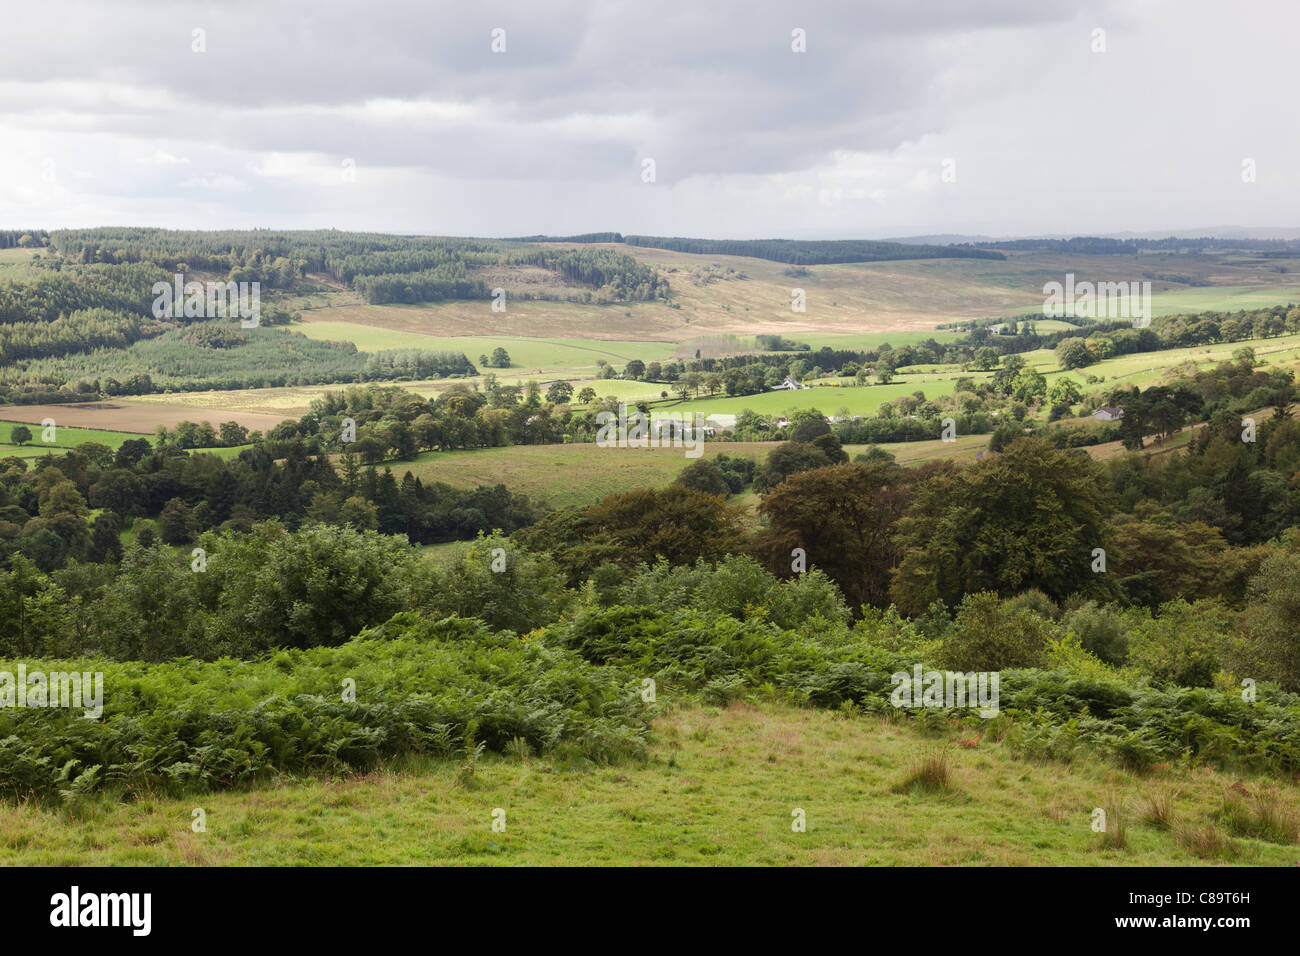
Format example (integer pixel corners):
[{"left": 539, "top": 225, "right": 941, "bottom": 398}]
[{"left": 6, "top": 702, "right": 1296, "bottom": 866}]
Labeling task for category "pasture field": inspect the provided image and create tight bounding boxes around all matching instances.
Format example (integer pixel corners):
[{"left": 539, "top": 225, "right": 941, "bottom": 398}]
[
  {"left": 1037, "top": 331, "right": 1300, "bottom": 390},
  {"left": 183, "top": 445, "right": 249, "bottom": 460},
  {"left": 2, "top": 421, "right": 147, "bottom": 452},
  {"left": 668, "top": 379, "right": 966, "bottom": 419},
  {"left": 792, "top": 330, "right": 965, "bottom": 349},
  {"left": 845, "top": 434, "right": 990, "bottom": 465},
  {"left": 390, "top": 441, "right": 765, "bottom": 510},
  {"left": 376, "top": 409, "right": 1241, "bottom": 512},
  {"left": 1150, "top": 285, "right": 1300, "bottom": 316},
  {"left": 295, "top": 297, "right": 690, "bottom": 340},
  {"left": 577, "top": 380, "right": 665, "bottom": 401},
  {"left": 1, "top": 420, "right": 248, "bottom": 461},
  {"left": 0, "top": 247, "right": 38, "bottom": 265},
  {"left": 2, "top": 701, "right": 1294, "bottom": 866},
  {"left": 296, "top": 319, "right": 679, "bottom": 371},
  {"left": 1001, "top": 283, "right": 1300, "bottom": 318},
  {"left": 385, "top": 435, "right": 999, "bottom": 510}
]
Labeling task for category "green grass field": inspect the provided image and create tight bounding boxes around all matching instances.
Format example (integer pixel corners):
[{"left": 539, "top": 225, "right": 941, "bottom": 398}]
[
  {"left": 670, "top": 378, "right": 966, "bottom": 419},
  {"left": 1001, "top": 284, "right": 1300, "bottom": 318},
  {"left": 389, "top": 440, "right": 765, "bottom": 510},
  {"left": 1, "top": 422, "right": 146, "bottom": 455},
  {"left": 752, "top": 330, "right": 967, "bottom": 350},
  {"left": 3, "top": 701, "right": 1293, "bottom": 865},
  {"left": 297, "top": 320, "right": 679, "bottom": 370},
  {"left": 381, "top": 434, "right": 1007, "bottom": 508},
  {"left": 1035, "top": 331, "right": 1300, "bottom": 390},
  {"left": 0, "top": 420, "right": 248, "bottom": 461}
]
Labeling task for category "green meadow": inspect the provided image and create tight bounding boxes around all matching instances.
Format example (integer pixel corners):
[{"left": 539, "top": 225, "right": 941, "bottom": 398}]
[
  {"left": 999, "top": 285, "right": 1300, "bottom": 318},
  {"left": 669, "top": 378, "right": 966, "bottom": 419},
  {"left": 1, "top": 421, "right": 250, "bottom": 462},
  {"left": 297, "top": 320, "right": 678, "bottom": 370},
  {"left": 1, "top": 422, "right": 147, "bottom": 456},
  {"left": 392, "top": 441, "right": 765, "bottom": 510},
  {"left": 3, "top": 701, "right": 1294, "bottom": 866}
]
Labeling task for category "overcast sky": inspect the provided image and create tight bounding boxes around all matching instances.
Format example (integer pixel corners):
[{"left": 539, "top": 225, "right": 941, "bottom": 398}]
[{"left": 2, "top": 0, "right": 1296, "bottom": 239}]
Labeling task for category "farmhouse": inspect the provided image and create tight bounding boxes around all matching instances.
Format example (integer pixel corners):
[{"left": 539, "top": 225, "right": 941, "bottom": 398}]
[
  {"left": 1093, "top": 406, "right": 1124, "bottom": 422},
  {"left": 771, "top": 376, "right": 805, "bottom": 391}
]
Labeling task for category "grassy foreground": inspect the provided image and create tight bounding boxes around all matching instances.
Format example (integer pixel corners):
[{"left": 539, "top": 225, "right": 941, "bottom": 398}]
[{"left": 4, "top": 701, "right": 1297, "bottom": 866}]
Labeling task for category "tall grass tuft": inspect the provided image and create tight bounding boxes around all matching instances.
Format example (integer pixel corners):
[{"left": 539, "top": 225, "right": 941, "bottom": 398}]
[
  {"left": 1141, "top": 785, "right": 1180, "bottom": 831},
  {"left": 1175, "top": 823, "right": 1238, "bottom": 860},
  {"left": 894, "top": 748, "right": 954, "bottom": 794},
  {"left": 1215, "top": 788, "right": 1299, "bottom": 845},
  {"left": 1098, "top": 791, "right": 1128, "bottom": 851}
]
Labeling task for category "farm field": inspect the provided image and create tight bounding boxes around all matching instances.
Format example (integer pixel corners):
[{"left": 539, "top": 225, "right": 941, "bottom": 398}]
[
  {"left": 374, "top": 426, "right": 1185, "bottom": 513},
  {"left": 121, "top": 376, "right": 667, "bottom": 420},
  {"left": 3, "top": 701, "right": 1294, "bottom": 866},
  {"left": 383, "top": 435, "right": 1002, "bottom": 511},
  {"left": 0, "top": 402, "right": 290, "bottom": 435},
  {"left": 0, "top": 248, "right": 37, "bottom": 265},
  {"left": 2, "top": 423, "right": 246, "bottom": 463},
  {"left": 296, "top": 319, "right": 679, "bottom": 371},
  {"left": 2, "top": 421, "right": 149, "bottom": 454},
  {"left": 295, "top": 297, "right": 691, "bottom": 340},
  {"left": 1001, "top": 284, "right": 1300, "bottom": 318},
  {"left": 669, "top": 378, "right": 967, "bottom": 419},
  {"left": 390, "top": 441, "right": 766, "bottom": 510},
  {"left": 1036, "top": 332, "right": 1300, "bottom": 390}
]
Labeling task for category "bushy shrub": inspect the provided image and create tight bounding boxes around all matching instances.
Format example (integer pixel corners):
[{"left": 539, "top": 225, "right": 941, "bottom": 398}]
[
  {"left": 1127, "top": 600, "right": 1240, "bottom": 688},
  {"left": 1062, "top": 601, "right": 1129, "bottom": 665},
  {"left": 941, "top": 591, "right": 1053, "bottom": 671},
  {"left": 8, "top": 522, "right": 430, "bottom": 661},
  {"left": 421, "top": 533, "right": 571, "bottom": 633},
  {"left": 1042, "top": 632, "right": 1115, "bottom": 679},
  {"left": 546, "top": 604, "right": 903, "bottom": 706},
  {"left": 853, "top": 604, "right": 941, "bottom": 658},
  {"left": 613, "top": 555, "right": 851, "bottom": 630},
  {"left": 1003, "top": 588, "right": 1058, "bottom": 621},
  {"left": 714, "top": 454, "right": 757, "bottom": 493},
  {"left": 674, "top": 459, "right": 730, "bottom": 496},
  {"left": 1241, "top": 548, "right": 1300, "bottom": 691},
  {"left": 197, "top": 521, "right": 422, "bottom": 655}
]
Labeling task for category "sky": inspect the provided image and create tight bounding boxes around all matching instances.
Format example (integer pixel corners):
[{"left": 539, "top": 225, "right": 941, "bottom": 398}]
[{"left": 2, "top": 0, "right": 1297, "bottom": 239}]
